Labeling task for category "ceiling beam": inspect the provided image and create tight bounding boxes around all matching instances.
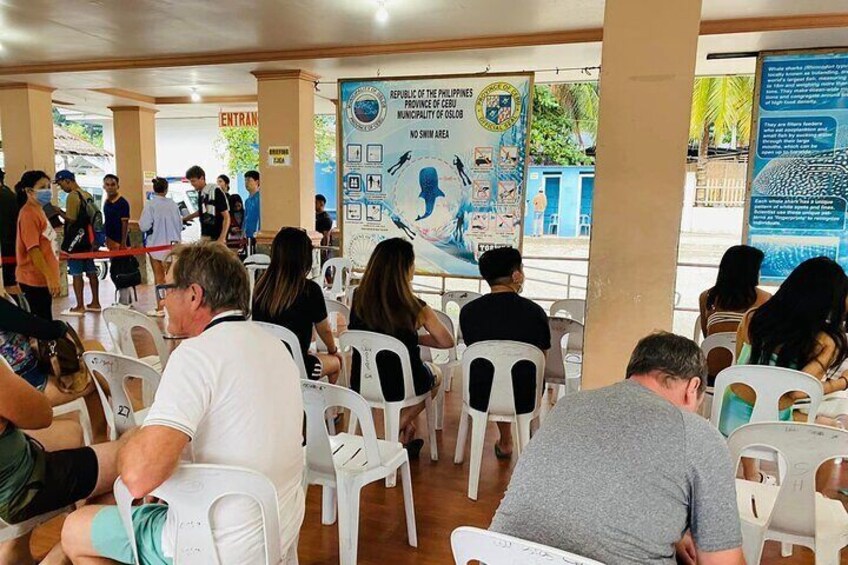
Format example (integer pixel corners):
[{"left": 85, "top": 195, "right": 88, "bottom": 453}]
[
  {"left": 91, "top": 88, "right": 156, "bottom": 105},
  {"left": 155, "top": 94, "right": 258, "bottom": 105},
  {"left": 0, "top": 14, "right": 842, "bottom": 76}
]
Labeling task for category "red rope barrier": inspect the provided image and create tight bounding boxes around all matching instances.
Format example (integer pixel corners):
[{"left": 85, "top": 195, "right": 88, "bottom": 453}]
[{"left": 0, "top": 244, "right": 175, "bottom": 265}]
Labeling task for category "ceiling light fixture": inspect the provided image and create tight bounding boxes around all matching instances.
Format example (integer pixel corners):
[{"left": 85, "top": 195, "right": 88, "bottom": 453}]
[
  {"left": 190, "top": 87, "right": 201, "bottom": 102},
  {"left": 375, "top": 1, "right": 388, "bottom": 24}
]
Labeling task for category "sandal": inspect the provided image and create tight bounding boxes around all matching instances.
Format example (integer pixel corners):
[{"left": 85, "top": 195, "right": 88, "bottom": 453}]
[
  {"left": 403, "top": 438, "right": 425, "bottom": 459},
  {"left": 494, "top": 443, "right": 512, "bottom": 460}
]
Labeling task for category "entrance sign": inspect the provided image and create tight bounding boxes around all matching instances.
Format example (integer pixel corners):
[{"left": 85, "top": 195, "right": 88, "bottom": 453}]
[
  {"left": 745, "top": 49, "right": 848, "bottom": 283},
  {"left": 338, "top": 73, "right": 533, "bottom": 277},
  {"left": 219, "top": 111, "right": 258, "bottom": 128}
]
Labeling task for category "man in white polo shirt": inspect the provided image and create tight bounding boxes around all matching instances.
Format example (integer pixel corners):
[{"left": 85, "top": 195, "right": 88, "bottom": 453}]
[{"left": 62, "top": 242, "right": 304, "bottom": 565}]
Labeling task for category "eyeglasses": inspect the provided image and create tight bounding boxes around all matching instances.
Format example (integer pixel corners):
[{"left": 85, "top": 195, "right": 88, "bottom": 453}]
[{"left": 155, "top": 283, "right": 178, "bottom": 302}]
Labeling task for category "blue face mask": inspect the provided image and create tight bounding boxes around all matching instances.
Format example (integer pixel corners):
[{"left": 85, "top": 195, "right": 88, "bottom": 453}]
[{"left": 35, "top": 189, "right": 52, "bottom": 205}]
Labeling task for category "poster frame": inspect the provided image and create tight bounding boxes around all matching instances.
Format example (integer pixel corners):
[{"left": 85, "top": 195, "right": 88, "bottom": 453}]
[
  {"left": 742, "top": 46, "right": 848, "bottom": 286},
  {"left": 335, "top": 71, "right": 535, "bottom": 279}
]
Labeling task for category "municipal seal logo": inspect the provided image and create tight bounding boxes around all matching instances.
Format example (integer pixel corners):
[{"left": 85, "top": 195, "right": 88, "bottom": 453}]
[
  {"left": 475, "top": 82, "right": 522, "bottom": 132},
  {"left": 347, "top": 86, "right": 387, "bottom": 132}
]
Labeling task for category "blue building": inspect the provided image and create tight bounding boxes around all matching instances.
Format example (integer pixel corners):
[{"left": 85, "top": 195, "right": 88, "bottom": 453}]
[{"left": 523, "top": 165, "right": 595, "bottom": 238}]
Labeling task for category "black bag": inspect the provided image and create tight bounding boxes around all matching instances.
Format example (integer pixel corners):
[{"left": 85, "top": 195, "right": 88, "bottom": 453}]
[{"left": 110, "top": 255, "right": 141, "bottom": 289}]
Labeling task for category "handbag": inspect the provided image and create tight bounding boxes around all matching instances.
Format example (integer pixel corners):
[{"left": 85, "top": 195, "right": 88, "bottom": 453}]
[
  {"left": 37, "top": 323, "right": 90, "bottom": 394},
  {"left": 110, "top": 255, "right": 142, "bottom": 289}
]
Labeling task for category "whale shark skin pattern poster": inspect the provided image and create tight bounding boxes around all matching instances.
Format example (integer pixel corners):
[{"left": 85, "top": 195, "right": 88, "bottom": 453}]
[
  {"left": 338, "top": 73, "right": 533, "bottom": 277},
  {"left": 745, "top": 49, "right": 848, "bottom": 284}
]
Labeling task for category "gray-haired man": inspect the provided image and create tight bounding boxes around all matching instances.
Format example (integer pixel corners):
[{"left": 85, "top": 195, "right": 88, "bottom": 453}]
[
  {"left": 490, "top": 332, "right": 744, "bottom": 565},
  {"left": 63, "top": 242, "right": 304, "bottom": 565}
]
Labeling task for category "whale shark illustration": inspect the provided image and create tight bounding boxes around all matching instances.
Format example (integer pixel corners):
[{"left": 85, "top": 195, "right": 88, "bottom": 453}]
[{"left": 415, "top": 166, "right": 445, "bottom": 221}]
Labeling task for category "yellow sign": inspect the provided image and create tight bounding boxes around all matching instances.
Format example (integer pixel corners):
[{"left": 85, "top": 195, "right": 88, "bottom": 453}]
[{"left": 268, "top": 146, "right": 292, "bottom": 167}]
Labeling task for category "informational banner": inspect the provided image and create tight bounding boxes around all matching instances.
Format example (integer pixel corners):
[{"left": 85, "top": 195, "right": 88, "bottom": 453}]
[
  {"left": 338, "top": 73, "right": 533, "bottom": 277},
  {"left": 745, "top": 49, "right": 848, "bottom": 283}
]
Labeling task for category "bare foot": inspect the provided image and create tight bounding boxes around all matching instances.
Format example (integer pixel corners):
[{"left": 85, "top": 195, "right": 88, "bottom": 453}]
[
  {"left": 400, "top": 424, "right": 417, "bottom": 445},
  {"left": 85, "top": 303, "right": 102, "bottom": 312}
]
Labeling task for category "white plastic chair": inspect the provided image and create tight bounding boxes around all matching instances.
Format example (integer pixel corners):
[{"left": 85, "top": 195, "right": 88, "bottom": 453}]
[
  {"left": 341, "top": 285, "right": 358, "bottom": 308},
  {"left": 728, "top": 422, "right": 848, "bottom": 565},
  {"left": 245, "top": 253, "right": 271, "bottom": 299},
  {"left": 254, "top": 321, "right": 310, "bottom": 380},
  {"left": 693, "top": 314, "right": 704, "bottom": 344},
  {"left": 301, "top": 381, "right": 417, "bottom": 565},
  {"left": 114, "top": 464, "right": 295, "bottom": 565},
  {"left": 699, "top": 332, "right": 737, "bottom": 418},
  {"left": 450, "top": 526, "right": 605, "bottom": 565},
  {"left": 453, "top": 341, "right": 545, "bottom": 500},
  {"left": 548, "top": 298, "right": 586, "bottom": 324},
  {"left": 318, "top": 299, "right": 350, "bottom": 353},
  {"left": 540, "top": 317, "right": 582, "bottom": 422},
  {"left": 83, "top": 351, "right": 161, "bottom": 441},
  {"left": 419, "top": 309, "right": 460, "bottom": 430},
  {"left": 103, "top": 306, "right": 169, "bottom": 373},
  {"left": 441, "top": 290, "right": 481, "bottom": 343},
  {"left": 710, "top": 365, "right": 824, "bottom": 429},
  {"left": 711, "top": 364, "right": 824, "bottom": 485},
  {"left": 339, "top": 330, "right": 438, "bottom": 485},
  {"left": 322, "top": 258, "right": 353, "bottom": 299}
]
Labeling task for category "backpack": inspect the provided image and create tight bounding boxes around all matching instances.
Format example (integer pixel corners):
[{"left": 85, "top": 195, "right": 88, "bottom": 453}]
[
  {"left": 80, "top": 192, "right": 105, "bottom": 247},
  {"left": 110, "top": 255, "right": 142, "bottom": 289}
]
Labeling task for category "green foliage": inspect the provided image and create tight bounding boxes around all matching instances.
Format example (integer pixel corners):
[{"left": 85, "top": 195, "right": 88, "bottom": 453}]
[
  {"left": 530, "top": 85, "right": 594, "bottom": 166},
  {"left": 214, "top": 114, "right": 337, "bottom": 175},
  {"left": 52, "top": 108, "right": 104, "bottom": 148},
  {"left": 314, "top": 114, "right": 336, "bottom": 163},
  {"left": 215, "top": 126, "right": 259, "bottom": 174},
  {"left": 689, "top": 76, "right": 754, "bottom": 148}
]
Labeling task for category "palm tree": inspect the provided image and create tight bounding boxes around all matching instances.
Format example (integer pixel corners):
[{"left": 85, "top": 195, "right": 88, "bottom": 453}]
[
  {"left": 550, "top": 82, "right": 600, "bottom": 149},
  {"left": 689, "top": 76, "right": 754, "bottom": 188}
]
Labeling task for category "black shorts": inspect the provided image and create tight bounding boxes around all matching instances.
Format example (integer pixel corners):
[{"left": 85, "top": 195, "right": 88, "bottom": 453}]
[{"left": 8, "top": 445, "right": 98, "bottom": 524}]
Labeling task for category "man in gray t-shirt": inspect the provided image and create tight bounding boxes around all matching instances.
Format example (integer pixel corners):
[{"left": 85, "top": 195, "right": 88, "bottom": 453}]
[{"left": 491, "top": 332, "right": 744, "bottom": 565}]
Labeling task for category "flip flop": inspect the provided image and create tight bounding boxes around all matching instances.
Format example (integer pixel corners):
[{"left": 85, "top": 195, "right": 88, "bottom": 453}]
[
  {"left": 85, "top": 305, "right": 103, "bottom": 312},
  {"left": 60, "top": 309, "right": 85, "bottom": 317},
  {"left": 403, "top": 438, "right": 425, "bottom": 459},
  {"left": 494, "top": 443, "right": 512, "bottom": 460}
]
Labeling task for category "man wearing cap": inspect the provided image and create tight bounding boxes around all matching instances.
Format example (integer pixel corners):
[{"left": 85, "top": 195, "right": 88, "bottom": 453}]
[{"left": 56, "top": 170, "right": 101, "bottom": 315}]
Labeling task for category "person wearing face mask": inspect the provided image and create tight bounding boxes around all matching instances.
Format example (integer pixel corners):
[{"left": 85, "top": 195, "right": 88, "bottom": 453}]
[
  {"left": 14, "top": 171, "right": 60, "bottom": 321},
  {"left": 459, "top": 246, "right": 550, "bottom": 458}
]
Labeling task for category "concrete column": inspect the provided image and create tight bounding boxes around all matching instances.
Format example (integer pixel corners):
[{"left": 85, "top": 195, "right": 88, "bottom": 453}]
[
  {"left": 581, "top": 0, "right": 702, "bottom": 389},
  {"left": 110, "top": 106, "right": 157, "bottom": 220},
  {"left": 0, "top": 84, "right": 56, "bottom": 184},
  {"left": 252, "top": 70, "right": 318, "bottom": 242}
]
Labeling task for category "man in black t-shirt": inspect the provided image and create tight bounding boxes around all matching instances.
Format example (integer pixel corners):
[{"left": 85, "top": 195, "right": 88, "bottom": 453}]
[
  {"left": 460, "top": 246, "right": 550, "bottom": 458},
  {"left": 315, "top": 194, "right": 333, "bottom": 246},
  {"left": 182, "top": 165, "right": 230, "bottom": 244}
]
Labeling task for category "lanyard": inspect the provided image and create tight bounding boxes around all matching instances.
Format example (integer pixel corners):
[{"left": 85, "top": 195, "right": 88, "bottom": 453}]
[{"left": 203, "top": 314, "right": 246, "bottom": 333}]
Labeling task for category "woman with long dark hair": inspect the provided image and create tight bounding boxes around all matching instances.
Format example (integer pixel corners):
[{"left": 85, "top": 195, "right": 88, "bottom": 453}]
[
  {"left": 14, "top": 171, "right": 59, "bottom": 321},
  {"left": 728, "top": 257, "right": 848, "bottom": 479},
  {"left": 349, "top": 238, "right": 454, "bottom": 456},
  {"left": 252, "top": 228, "right": 340, "bottom": 383},
  {"left": 699, "top": 245, "right": 770, "bottom": 335},
  {"left": 698, "top": 245, "right": 770, "bottom": 378}
]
